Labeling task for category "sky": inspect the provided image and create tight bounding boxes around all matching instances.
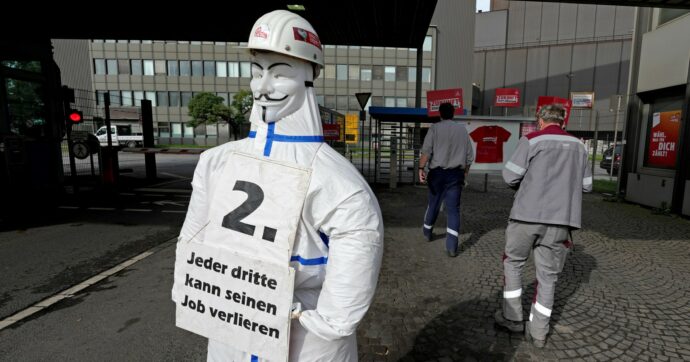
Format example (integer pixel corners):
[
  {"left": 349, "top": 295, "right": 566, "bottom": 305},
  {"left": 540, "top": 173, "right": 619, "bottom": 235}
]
[{"left": 476, "top": 0, "right": 491, "bottom": 12}]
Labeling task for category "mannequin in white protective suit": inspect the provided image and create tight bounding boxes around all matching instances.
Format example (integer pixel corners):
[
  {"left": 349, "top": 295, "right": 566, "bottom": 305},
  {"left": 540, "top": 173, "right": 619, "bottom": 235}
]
[{"left": 177, "top": 9, "right": 384, "bottom": 362}]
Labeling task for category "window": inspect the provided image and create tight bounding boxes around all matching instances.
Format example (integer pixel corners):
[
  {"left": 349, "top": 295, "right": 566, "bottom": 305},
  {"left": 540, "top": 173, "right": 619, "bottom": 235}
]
[
  {"left": 217, "top": 92, "right": 229, "bottom": 105},
  {"left": 96, "top": 90, "right": 106, "bottom": 105},
  {"left": 228, "top": 62, "right": 239, "bottom": 77},
  {"left": 325, "top": 95, "right": 336, "bottom": 109},
  {"left": 192, "top": 61, "right": 203, "bottom": 76},
  {"left": 396, "top": 98, "right": 407, "bottom": 107},
  {"left": 316, "top": 95, "right": 324, "bottom": 106},
  {"left": 109, "top": 91, "right": 120, "bottom": 105},
  {"left": 361, "top": 67, "right": 372, "bottom": 81},
  {"left": 423, "top": 36, "right": 432, "bottom": 52},
  {"left": 240, "top": 62, "right": 251, "bottom": 77},
  {"left": 384, "top": 66, "right": 396, "bottom": 81},
  {"left": 384, "top": 97, "right": 396, "bottom": 107},
  {"left": 154, "top": 60, "right": 166, "bottom": 75},
  {"left": 145, "top": 91, "right": 157, "bottom": 106},
  {"left": 106, "top": 59, "right": 118, "bottom": 75},
  {"left": 157, "top": 92, "right": 168, "bottom": 107},
  {"left": 336, "top": 64, "right": 347, "bottom": 80},
  {"left": 134, "top": 91, "right": 144, "bottom": 106},
  {"left": 408, "top": 66, "right": 417, "bottom": 82},
  {"left": 371, "top": 96, "right": 383, "bottom": 106},
  {"left": 658, "top": 8, "right": 690, "bottom": 26},
  {"left": 396, "top": 66, "right": 407, "bottom": 81},
  {"left": 94, "top": 59, "right": 106, "bottom": 75},
  {"left": 337, "top": 96, "right": 348, "bottom": 110},
  {"left": 325, "top": 65, "right": 336, "bottom": 79},
  {"left": 143, "top": 60, "right": 154, "bottom": 76},
  {"left": 204, "top": 61, "right": 215, "bottom": 76},
  {"left": 172, "top": 123, "right": 182, "bottom": 137},
  {"left": 216, "top": 62, "right": 227, "bottom": 77},
  {"left": 184, "top": 124, "right": 194, "bottom": 137},
  {"left": 167, "top": 61, "right": 179, "bottom": 76},
  {"left": 349, "top": 65, "right": 359, "bottom": 80},
  {"left": 422, "top": 67, "right": 431, "bottom": 83},
  {"left": 117, "top": 60, "right": 130, "bottom": 75},
  {"left": 121, "top": 91, "right": 133, "bottom": 106},
  {"left": 159, "top": 124, "right": 171, "bottom": 138},
  {"left": 169, "top": 92, "right": 180, "bottom": 107},
  {"left": 373, "top": 66, "right": 384, "bottom": 80},
  {"left": 179, "top": 61, "right": 191, "bottom": 76},
  {"left": 181, "top": 92, "right": 193, "bottom": 107},
  {"left": 131, "top": 60, "right": 143, "bottom": 75}
]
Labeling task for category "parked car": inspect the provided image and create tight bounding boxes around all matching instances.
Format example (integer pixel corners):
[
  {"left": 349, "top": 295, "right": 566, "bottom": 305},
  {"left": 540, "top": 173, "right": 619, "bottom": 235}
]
[{"left": 600, "top": 144, "right": 622, "bottom": 174}]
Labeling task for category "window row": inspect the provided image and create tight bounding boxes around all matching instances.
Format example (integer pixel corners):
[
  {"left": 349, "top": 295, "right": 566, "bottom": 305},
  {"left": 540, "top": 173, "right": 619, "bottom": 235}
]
[
  {"left": 94, "top": 58, "right": 432, "bottom": 82},
  {"left": 317, "top": 95, "right": 412, "bottom": 110},
  {"left": 92, "top": 36, "right": 433, "bottom": 52},
  {"left": 96, "top": 90, "right": 237, "bottom": 107},
  {"left": 93, "top": 59, "right": 252, "bottom": 77},
  {"left": 324, "top": 64, "right": 432, "bottom": 83}
]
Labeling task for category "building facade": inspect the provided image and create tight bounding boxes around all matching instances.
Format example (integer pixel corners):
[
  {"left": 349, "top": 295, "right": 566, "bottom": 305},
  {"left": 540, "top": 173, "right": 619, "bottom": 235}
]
[
  {"left": 620, "top": 7, "right": 690, "bottom": 215},
  {"left": 52, "top": 1, "right": 475, "bottom": 146},
  {"left": 474, "top": 1, "right": 635, "bottom": 137}
]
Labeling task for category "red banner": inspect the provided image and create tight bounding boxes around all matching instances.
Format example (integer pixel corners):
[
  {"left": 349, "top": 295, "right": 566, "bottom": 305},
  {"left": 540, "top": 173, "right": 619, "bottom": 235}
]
[
  {"left": 494, "top": 88, "right": 520, "bottom": 107},
  {"left": 647, "top": 110, "right": 681, "bottom": 168},
  {"left": 537, "top": 96, "right": 572, "bottom": 125},
  {"left": 322, "top": 123, "right": 341, "bottom": 141},
  {"left": 427, "top": 89, "right": 463, "bottom": 117}
]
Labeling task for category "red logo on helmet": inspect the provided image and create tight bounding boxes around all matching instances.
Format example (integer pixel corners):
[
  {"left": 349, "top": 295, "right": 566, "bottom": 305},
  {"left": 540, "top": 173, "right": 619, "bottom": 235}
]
[
  {"left": 293, "top": 27, "right": 321, "bottom": 50},
  {"left": 254, "top": 26, "right": 268, "bottom": 39}
]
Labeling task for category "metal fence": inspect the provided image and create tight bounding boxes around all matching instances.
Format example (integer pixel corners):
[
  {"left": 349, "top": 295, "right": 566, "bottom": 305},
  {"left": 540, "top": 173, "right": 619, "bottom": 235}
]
[{"left": 61, "top": 88, "right": 104, "bottom": 187}]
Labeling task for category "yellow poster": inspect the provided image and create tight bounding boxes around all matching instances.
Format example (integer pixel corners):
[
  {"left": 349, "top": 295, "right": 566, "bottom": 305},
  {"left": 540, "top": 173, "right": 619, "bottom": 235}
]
[{"left": 345, "top": 113, "right": 359, "bottom": 144}]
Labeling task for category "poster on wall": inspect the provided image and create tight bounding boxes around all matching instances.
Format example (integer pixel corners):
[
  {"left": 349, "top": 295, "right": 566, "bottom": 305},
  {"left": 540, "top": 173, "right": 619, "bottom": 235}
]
[
  {"left": 426, "top": 89, "right": 464, "bottom": 117},
  {"left": 469, "top": 125, "right": 512, "bottom": 163},
  {"left": 647, "top": 110, "right": 682, "bottom": 168},
  {"left": 494, "top": 88, "right": 520, "bottom": 107},
  {"left": 570, "top": 92, "right": 595, "bottom": 109}
]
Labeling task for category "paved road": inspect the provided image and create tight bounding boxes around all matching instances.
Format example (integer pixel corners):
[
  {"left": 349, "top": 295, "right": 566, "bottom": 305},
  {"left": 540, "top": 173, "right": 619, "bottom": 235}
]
[{"left": 1, "top": 172, "right": 689, "bottom": 361}]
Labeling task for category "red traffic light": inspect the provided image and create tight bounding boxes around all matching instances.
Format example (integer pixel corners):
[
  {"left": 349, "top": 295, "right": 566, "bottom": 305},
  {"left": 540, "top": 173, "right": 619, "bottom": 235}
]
[{"left": 67, "top": 110, "right": 83, "bottom": 123}]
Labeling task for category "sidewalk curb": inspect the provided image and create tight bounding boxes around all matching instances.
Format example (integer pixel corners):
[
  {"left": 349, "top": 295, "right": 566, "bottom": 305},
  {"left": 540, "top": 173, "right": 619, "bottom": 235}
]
[{"left": 0, "top": 237, "right": 177, "bottom": 331}]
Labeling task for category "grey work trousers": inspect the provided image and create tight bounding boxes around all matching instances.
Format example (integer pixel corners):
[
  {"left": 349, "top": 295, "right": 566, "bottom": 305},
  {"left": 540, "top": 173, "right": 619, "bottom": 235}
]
[{"left": 502, "top": 220, "right": 571, "bottom": 340}]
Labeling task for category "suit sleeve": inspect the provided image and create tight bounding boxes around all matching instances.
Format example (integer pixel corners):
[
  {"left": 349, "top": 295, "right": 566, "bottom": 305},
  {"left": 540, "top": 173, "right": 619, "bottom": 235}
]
[
  {"left": 299, "top": 190, "right": 384, "bottom": 341},
  {"left": 503, "top": 136, "right": 530, "bottom": 188}
]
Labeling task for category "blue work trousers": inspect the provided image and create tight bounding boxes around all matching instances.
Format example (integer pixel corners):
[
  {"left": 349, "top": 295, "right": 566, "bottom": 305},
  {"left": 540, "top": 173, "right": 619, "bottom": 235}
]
[{"left": 423, "top": 167, "right": 464, "bottom": 252}]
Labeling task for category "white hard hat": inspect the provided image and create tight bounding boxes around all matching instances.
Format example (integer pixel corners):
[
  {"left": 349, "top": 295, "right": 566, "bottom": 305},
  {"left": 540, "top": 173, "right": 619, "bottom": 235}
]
[{"left": 247, "top": 10, "right": 324, "bottom": 68}]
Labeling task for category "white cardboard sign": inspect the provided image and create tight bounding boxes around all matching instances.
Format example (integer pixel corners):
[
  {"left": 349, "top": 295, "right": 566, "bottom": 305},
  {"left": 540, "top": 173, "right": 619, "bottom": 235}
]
[
  {"left": 174, "top": 152, "right": 311, "bottom": 360},
  {"left": 174, "top": 241, "right": 295, "bottom": 361},
  {"left": 204, "top": 152, "right": 311, "bottom": 265}
]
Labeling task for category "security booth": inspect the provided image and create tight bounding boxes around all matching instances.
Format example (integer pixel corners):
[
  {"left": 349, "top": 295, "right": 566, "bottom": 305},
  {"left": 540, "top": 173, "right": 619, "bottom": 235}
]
[
  {"left": 368, "top": 106, "right": 535, "bottom": 187},
  {"left": 620, "top": 10, "right": 690, "bottom": 216},
  {"left": 0, "top": 40, "right": 66, "bottom": 210}
]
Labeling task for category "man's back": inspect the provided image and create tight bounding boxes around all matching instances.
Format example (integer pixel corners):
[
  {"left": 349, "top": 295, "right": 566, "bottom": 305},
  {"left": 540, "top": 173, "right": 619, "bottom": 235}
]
[
  {"left": 503, "top": 125, "right": 592, "bottom": 229},
  {"left": 421, "top": 120, "right": 474, "bottom": 170}
]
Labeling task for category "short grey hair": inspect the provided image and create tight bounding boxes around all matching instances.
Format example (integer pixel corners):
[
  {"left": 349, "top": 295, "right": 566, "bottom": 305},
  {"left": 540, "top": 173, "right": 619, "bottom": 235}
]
[{"left": 538, "top": 104, "right": 566, "bottom": 123}]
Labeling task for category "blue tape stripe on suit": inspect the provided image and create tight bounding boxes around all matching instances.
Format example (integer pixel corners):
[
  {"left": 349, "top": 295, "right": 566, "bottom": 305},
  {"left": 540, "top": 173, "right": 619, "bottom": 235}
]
[{"left": 290, "top": 255, "right": 328, "bottom": 265}]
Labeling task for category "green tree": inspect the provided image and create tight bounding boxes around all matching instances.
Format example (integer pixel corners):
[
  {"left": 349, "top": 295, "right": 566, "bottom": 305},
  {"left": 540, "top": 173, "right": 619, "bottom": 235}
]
[{"left": 187, "top": 90, "right": 253, "bottom": 140}]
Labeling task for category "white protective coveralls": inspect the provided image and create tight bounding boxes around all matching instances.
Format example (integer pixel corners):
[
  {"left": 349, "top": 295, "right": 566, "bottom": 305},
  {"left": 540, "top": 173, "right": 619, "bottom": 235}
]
[{"left": 175, "top": 11, "right": 384, "bottom": 362}]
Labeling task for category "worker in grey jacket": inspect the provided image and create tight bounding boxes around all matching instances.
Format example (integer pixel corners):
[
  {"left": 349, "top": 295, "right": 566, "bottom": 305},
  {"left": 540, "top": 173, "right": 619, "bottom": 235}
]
[
  {"left": 494, "top": 104, "right": 592, "bottom": 348},
  {"left": 418, "top": 102, "right": 474, "bottom": 257}
]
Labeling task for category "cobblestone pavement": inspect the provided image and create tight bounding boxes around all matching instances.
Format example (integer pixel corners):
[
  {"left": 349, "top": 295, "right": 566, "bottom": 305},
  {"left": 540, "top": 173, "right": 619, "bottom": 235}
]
[{"left": 357, "top": 174, "right": 690, "bottom": 361}]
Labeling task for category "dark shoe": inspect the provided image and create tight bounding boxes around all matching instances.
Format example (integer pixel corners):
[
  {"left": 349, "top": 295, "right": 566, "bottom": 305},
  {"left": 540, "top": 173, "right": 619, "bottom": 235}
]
[
  {"left": 494, "top": 310, "right": 524, "bottom": 333},
  {"left": 524, "top": 321, "right": 546, "bottom": 348},
  {"left": 446, "top": 249, "right": 457, "bottom": 257},
  {"left": 423, "top": 227, "right": 433, "bottom": 242}
]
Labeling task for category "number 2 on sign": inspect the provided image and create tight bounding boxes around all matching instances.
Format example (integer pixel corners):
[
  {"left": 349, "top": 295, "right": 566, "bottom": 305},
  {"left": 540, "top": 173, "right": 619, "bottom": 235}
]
[{"left": 222, "top": 180, "right": 278, "bottom": 242}]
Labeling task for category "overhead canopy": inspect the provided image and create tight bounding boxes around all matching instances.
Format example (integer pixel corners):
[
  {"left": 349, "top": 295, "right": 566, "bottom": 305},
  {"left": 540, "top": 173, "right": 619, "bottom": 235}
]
[{"left": 4, "top": 1, "right": 438, "bottom": 49}]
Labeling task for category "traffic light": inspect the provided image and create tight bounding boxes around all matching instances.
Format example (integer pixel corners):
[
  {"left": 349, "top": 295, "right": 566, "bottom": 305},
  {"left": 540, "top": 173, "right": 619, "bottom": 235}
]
[{"left": 67, "top": 109, "right": 83, "bottom": 124}]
